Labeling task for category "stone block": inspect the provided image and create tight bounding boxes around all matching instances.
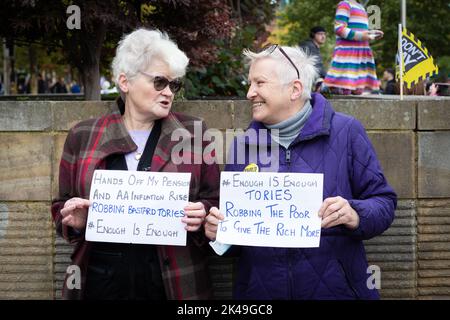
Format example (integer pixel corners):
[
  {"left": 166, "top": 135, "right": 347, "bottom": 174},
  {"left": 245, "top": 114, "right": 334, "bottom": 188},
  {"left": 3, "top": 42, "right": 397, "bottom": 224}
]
[
  {"left": 173, "top": 100, "right": 233, "bottom": 129},
  {"left": 54, "top": 236, "right": 73, "bottom": 300},
  {"left": 52, "top": 101, "right": 116, "bottom": 131},
  {"left": 381, "top": 288, "right": 416, "bottom": 299},
  {"left": 52, "top": 133, "right": 68, "bottom": 199},
  {"left": 418, "top": 100, "right": 450, "bottom": 130},
  {"left": 419, "top": 269, "right": 450, "bottom": 278},
  {"left": 379, "top": 270, "right": 415, "bottom": 280},
  {"left": 365, "top": 235, "right": 415, "bottom": 245},
  {"left": 418, "top": 234, "right": 450, "bottom": 242},
  {"left": 395, "top": 199, "right": 417, "bottom": 216},
  {"left": 418, "top": 242, "right": 450, "bottom": 252},
  {"left": 0, "top": 281, "right": 53, "bottom": 291},
  {"left": 418, "top": 251, "right": 450, "bottom": 260},
  {"left": 232, "top": 100, "right": 253, "bottom": 130},
  {"left": 0, "top": 101, "right": 52, "bottom": 131},
  {"left": 382, "top": 226, "right": 416, "bottom": 236},
  {"left": 367, "top": 131, "right": 415, "bottom": 198},
  {"left": 0, "top": 289, "right": 53, "bottom": 300},
  {"left": 418, "top": 277, "right": 450, "bottom": 287},
  {"left": 0, "top": 202, "right": 53, "bottom": 300},
  {"left": 0, "top": 134, "right": 52, "bottom": 201},
  {"left": 418, "top": 287, "right": 450, "bottom": 297},
  {"left": 418, "top": 132, "right": 450, "bottom": 198},
  {"left": 380, "top": 279, "right": 415, "bottom": 289},
  {"left": 418, "top": 225, "right": 450, "bottom": 234},
  {"left": 331, "top": 99, "right": 415, "bottom": 129},
  {"left": 418, "top": 199, "right": 450, "bottom": 217},
  {"left": 365, "top": 244, "right": 415, "bottom": 253},
  {"left": 366, "top": 261, "right": 415, "bottom": 271},
  {"left": 0, "top": 264, "right": 50, "bottom": 273},
  {"left": 419, "top": 260, "right": 450, "bottom": 270},
  {"left": 366, "top": 253, "right": 415, "bottom": 262},
  {"left": 418, "top": 217, "right": 450, "bottom": 225},
  {"left": 390, "top": 217, "right": 416, "bottom": 227},
  {"left": 0, "top": 202, "right": 53, "bottom": 240}
]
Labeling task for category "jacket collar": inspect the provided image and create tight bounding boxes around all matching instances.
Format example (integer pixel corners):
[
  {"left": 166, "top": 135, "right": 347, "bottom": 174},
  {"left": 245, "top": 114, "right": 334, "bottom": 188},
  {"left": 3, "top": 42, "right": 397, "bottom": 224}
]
[
  {"left": 298, "top": 93, "right": 334, "bottom": 141},
  {"left": 245, "top": 93, "right": 334, "bottom": 146},
  {"left": 97, "top": 112, "right": 136, "bottom": 155},
  {"left": 152, "top": 111, "right": 193, "bottom": 172}
]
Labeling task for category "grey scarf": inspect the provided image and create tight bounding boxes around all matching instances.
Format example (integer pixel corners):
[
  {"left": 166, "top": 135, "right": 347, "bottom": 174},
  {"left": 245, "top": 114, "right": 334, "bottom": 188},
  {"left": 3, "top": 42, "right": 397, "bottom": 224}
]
[{"left": 265, "top": 100, "right": 312, "bottom": 149}]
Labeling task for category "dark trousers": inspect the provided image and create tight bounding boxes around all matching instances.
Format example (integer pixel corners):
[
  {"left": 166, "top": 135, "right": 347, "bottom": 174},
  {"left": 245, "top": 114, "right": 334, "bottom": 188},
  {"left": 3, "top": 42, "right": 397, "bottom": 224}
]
[{"left": 85, "top": 242, "right": 166, "bottom": 300}]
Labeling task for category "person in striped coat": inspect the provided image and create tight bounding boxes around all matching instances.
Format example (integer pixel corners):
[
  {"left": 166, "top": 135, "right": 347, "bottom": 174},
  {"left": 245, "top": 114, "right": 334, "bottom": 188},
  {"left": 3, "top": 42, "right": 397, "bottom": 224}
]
[
  {"left": 51, "top": 28, "right": 220, "bottom": 300},
  {"left": 324, "top": 0, "right": 383, "bottom": 95}
]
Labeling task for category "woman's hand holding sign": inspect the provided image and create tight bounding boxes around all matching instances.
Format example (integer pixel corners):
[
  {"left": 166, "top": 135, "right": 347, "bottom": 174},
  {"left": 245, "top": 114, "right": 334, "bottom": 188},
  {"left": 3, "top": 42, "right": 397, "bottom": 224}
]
[
  {"left": 318, "top": 196, "right": 360, "bottom": 230},
  {"left": 182, "top": 202, "right": 208, "bottom": 232},
  {"left": 204, "top": 207, "right": 224, "bottom": 241},
  {"left": 60, "top": 197, "right": 91, "bottom": 231}
]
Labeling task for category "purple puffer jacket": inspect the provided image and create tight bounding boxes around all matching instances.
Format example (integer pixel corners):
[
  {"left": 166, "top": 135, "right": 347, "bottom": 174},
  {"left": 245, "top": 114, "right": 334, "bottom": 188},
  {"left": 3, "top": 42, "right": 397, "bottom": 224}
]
[{"left": 225, "top": 93, "right": 396, "bottom": 300}]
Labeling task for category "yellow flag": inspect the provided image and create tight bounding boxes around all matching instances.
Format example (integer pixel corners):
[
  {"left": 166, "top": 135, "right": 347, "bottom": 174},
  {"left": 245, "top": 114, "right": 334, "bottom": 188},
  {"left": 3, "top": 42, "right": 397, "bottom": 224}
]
[{"left": 397, "top": 28, "right": 438, "bottom": 89}]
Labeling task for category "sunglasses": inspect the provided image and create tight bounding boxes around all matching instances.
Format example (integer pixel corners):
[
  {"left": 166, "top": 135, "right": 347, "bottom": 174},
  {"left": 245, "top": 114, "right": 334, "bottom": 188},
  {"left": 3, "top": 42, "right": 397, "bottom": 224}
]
[
  {"left": 263, "top": 44, "right": 300, "bottom": 79},
  {"left": 139, "top": 71, "right": 183, "bottom": 93}
]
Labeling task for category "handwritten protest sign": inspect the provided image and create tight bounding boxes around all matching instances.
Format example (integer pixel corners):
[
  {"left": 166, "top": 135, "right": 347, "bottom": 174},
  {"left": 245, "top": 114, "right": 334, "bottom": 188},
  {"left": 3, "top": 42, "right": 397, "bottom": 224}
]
[
  {"left": 85, "top": 170, "right": 191, "bottom": 246},
  {"left": 216, "top": 172, "right": 323, "bottom": 248}
]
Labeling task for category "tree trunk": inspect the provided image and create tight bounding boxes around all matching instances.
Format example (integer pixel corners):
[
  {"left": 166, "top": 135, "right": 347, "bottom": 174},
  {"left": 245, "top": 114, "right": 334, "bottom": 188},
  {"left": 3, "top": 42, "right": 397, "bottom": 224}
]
[
  {"left": 28, "top": 44, "right": 38, "bottom": 94},
  {"left": 78, "top": 20, "right": 106, "bottom": 101},
  {"left": 2, "top": 39, "right": 11, "bottom": 95},
  {"left": 81, "top": 62, "right": 101, "bottom": 100}
]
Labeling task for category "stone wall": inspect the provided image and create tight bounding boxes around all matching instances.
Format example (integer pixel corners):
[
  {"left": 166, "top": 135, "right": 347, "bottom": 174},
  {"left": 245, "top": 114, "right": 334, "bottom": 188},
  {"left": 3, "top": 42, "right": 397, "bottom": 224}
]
[{"left": 0, "top": 98, "right": 449, "bottom": 299}]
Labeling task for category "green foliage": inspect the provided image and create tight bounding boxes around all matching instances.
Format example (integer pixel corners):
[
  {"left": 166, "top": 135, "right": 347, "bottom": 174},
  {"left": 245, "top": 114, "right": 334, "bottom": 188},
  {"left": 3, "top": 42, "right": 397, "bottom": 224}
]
[
  {"left": 276, "top": 0, "right": 336, "bottom": 70},
  {"left": 0, "top": 0, "right": 237, "bottom": 99},
  {"left": 1, "top": 0, "right": 275, "bottom": 99},
  {"left": 185, "top": 27, "right": 254, "bottom": 98},
  {"left": 184, "top": 0, "right": 278, "bottom": 98},
  {"left": 435, "top": 55, "right": 450, "bottom": 81},
  {"left": 278, "top": 0, "right": 335, "bottom": 45}
]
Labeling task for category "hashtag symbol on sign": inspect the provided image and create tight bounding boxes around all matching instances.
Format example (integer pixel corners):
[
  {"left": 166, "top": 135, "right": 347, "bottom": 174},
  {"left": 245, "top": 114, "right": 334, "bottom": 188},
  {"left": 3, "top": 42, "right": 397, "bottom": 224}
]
[
  {"left": 88, "top": 221, "right": 95, "bottom": 229},
  {"left": 222, "top": 180, "right": 230, "bottom": 187}
]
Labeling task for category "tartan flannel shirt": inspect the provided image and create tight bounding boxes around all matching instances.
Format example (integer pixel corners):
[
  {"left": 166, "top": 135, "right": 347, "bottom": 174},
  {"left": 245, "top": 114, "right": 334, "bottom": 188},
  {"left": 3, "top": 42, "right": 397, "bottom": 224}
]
[{"left": 51, "top": 104, "right": 220, "bottom": 300}]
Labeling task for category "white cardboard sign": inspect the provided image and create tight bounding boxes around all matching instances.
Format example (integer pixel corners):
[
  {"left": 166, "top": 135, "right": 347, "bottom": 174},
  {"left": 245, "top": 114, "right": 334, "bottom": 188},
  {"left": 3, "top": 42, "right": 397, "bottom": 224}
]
[
  {"left": 85, "top": 170, "right": 191, "bottom": 246},
  {"left": 216, "top": 171, "right": 323, "bottom": 248}
]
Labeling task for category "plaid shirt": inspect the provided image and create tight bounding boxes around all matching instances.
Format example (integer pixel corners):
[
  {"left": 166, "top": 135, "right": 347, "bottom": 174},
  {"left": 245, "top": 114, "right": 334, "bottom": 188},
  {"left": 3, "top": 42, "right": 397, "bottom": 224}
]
[{"left": 51, "top": 107, "right": 220, "bottom": 300}]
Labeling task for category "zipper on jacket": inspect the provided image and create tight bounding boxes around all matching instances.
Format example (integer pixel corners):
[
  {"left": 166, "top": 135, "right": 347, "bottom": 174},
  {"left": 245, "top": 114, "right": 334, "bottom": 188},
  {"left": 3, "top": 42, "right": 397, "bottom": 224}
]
[{"left": 285, "top": 149, "right": 291, "bottom": 169}]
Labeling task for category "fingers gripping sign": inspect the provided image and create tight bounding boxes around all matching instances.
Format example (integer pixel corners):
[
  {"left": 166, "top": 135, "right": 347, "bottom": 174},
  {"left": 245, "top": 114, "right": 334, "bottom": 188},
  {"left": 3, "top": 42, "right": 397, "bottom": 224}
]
[
  {"left": 205, "top": 207, "right": 230, "bottom": 255},
  {"left": 182, "top": 201, "right": 207, "bottom": 232},
  {"left": 61, "top": 197, "right": 91, "bottom": 231},
  {"left": 318, "top": 196, "right": 360, "bottom": 230},
  {"left": 204, "top": 206, "right": 225, "bottom": 241}
]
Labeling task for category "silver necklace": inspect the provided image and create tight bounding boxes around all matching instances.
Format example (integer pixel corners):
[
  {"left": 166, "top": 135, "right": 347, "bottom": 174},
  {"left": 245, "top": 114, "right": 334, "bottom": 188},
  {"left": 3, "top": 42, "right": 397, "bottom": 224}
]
[{"left": 135, "top": 151, "right": 143, "bottom": 161}]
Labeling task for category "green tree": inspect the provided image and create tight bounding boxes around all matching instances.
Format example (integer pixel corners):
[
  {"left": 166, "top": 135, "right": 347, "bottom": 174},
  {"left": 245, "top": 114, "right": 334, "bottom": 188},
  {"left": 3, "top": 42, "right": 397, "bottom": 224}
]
[
  {"left": 185, "top": 0, "right": 278, "bottom": 98},
  {"left": 0, "top": 0, "right": 234, "bottom": 100},
  {"left": 277, "top": 0, "right": 450, "bottom": 80}
]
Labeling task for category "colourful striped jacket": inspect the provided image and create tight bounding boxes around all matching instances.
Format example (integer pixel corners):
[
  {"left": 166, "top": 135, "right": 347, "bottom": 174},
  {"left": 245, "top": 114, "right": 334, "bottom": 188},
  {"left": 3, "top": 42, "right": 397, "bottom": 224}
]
[
  {"left": 51, "top": 104, "right": 220, "bottom": 300},
  {"left": 335, "top": 0, "right": 368, "bottom": 41}
]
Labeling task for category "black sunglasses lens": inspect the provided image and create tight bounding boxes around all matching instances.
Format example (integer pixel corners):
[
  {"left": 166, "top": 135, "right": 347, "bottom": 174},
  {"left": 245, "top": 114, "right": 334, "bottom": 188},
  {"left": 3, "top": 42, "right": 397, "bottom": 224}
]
[
  {"left": 169, "top": 80, "right": 182, "bottom": 93},
  {"left": 153, "top": 76, "right": 169, "bottom": 91},
  {"left": 153, "top": 76, "right": 182, "bottom": 93}
]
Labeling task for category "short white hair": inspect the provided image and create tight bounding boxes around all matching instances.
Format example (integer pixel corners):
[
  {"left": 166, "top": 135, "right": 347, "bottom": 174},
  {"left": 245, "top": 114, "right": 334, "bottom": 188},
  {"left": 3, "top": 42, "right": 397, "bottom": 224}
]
[
  {"left": 112, "top": 28, "right": 189, "bottom": 86},
  {"left": 243, "top": 46, "right": 318, "bottom": 100}
]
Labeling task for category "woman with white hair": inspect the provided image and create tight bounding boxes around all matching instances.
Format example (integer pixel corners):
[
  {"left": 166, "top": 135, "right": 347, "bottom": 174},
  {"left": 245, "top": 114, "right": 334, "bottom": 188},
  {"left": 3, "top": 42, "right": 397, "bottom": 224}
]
[
  {"left": 52, "top": 28, "right": 220, "bottom": 300},
  {"left": 205, "top": 44, "right": 396, "bottom": 299}
]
